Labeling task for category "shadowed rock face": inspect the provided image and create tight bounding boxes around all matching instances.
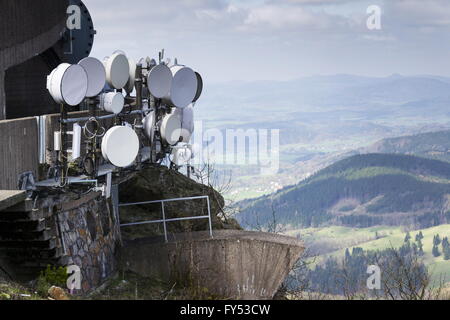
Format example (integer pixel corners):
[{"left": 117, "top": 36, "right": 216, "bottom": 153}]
[
  {"left": 121, "top": 230, "right": 304, "bottom": 300},
  {"left": 118, "top": 166, "right": 241, "bottom": 240}
]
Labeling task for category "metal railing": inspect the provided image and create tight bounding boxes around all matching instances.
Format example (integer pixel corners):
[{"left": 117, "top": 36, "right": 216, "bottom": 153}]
[{"left": 119, "top": 195, "right": 213, "bottom": 242}]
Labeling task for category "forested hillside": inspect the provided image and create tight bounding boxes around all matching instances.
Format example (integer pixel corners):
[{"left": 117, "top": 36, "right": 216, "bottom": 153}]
[{"left": 238, "top": 154, "right": 450, "bottom": 229}]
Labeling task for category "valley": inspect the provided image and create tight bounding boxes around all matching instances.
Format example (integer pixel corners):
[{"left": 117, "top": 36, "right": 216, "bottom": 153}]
[{"left": 195, "top": 74, "right": 450, "bottom": 202}]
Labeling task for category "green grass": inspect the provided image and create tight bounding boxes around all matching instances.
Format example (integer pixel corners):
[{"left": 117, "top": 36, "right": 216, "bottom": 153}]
[
  {"left": 285, "top": 225, "right": 400, "bottom": 243},
  {"left": 0, "top": 279, "right": 43, "bottom": 300}
]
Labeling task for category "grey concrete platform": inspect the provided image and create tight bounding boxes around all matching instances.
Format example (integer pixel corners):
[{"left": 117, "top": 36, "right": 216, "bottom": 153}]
[{"left": 0, "top": 190, "right": 26, "bottom": 212}]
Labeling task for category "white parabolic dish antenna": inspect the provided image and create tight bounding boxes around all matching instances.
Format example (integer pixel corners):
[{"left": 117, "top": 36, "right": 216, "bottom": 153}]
[
  {"left": 164, "top": 66, "right": 197, "bottom": 109},
  {"left": 78, "top": 57, "right": 106, "bottom": 97},
  {"left": 193, "top": 72, "right": 203, "bottom": 103},
  {"left": 100, "top": 92, "right": 124, "bottom": 114},
  {"left": 101, "top": 126, "right": 140, "bottom": 167},
  {"left": 47, "top": 63, "right": 88, "bottom": 106},
  {"left": 173, "top": 105, "right": 194, "bottom": 142},
  {"left": 160, "top": 113, "right": 182, "bottom": 145},
  {"left": 125, "top": 57, "right": 137, "bottom": 94},
  {"left": 147, "top": 64, "right": 172, "bottom": 98},
  {"left": 143, "top": 111, "right": 155, "bottom": 142},
  {"left": 103, "top": 52, "right": 130, "bottom": 89}
]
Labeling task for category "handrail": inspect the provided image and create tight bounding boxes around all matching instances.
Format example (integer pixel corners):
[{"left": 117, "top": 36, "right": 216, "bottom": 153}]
[{"left": 118, "top": 195, "right": 213, "bottom": 242}]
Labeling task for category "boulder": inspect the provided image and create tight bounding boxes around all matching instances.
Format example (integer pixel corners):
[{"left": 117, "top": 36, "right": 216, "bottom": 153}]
[
  {"left": 48, "top": 286, "right": 70, "bottom": 300},
  {"left": 119, "top": 166, "right": 241, "bottom": 240}
]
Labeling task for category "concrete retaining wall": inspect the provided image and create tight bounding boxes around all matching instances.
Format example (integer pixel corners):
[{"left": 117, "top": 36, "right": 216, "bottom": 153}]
[
  {"left": 121, "top": 230, "right": 304, "bottom": 300},
  {"left": 0, "top": 117, "right": 39, "bottom": 190}
]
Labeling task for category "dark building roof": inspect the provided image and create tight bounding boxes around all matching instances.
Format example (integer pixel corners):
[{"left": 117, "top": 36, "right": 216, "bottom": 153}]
[{"left": 0, "top": 0, "right": 69, "bottom": 120}]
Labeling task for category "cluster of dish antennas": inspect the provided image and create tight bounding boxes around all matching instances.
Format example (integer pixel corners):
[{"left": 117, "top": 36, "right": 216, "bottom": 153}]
[{"left": 46, "top": 50, "right": 202, "bottom": 171}]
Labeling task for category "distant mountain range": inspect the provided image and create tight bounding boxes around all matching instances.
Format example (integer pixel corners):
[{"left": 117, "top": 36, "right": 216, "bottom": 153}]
[
  {"left": 237, "top": 153, "right": 450, "bottom": 230},
  {"left": 198, "top": 74, "right": 450, "bottom": 117},
  {"left": 194, "top": 74, "right": 450, "bottom": 201}
]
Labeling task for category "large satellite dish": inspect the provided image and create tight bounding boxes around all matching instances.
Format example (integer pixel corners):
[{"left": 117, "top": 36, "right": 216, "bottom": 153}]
[
  {"left": 99, "top": 92, "right": 124, "bottom": 114},
  {"left": 160, "top": 113, "right": 182, "bottom": 145},
  {"left": 125, "top": 57, "right": 137, "bottom": 94},
  {"left": 78, "top": 57, "right": 106, "bottom": 97},
  {"left": 101, "top": 126, "right": 139, "bottom": 167},
  {"left": 47, "top": 63, "right": 88, "bottom": 106},
  {"left": 103, "top": 52, "right": 130, "bottom": 89},
  {"left": 164, "top": 66, "right": 198, "bottom": 109},
  {"left": 147, "top": 64, "right": 172, "bottom": 98}
]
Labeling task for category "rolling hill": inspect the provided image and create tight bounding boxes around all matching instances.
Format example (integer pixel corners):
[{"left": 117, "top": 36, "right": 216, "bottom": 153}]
[
  {"left": 237, "top": 153, "right": 450, "bottom": 229},
  {"left": 361, "top": 130, "right": 450, "bottom": 162}
]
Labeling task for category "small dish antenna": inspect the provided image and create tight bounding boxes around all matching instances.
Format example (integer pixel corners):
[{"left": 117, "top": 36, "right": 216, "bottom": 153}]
[
  {"left": 99, "top": 92, "right": 124, "bottom": 114},
  {"left": 173, "top": 105, "right": 194, "bottom": 142},
  {"left": 78, "top": 57, "right": 106, "bottom": 97},
  {"left": 47, "top": 63, "right": 88, "bottom": 106},
  {"left": 164, "top": 66, "right": 198, "bottom": 109},
  {"left": 160, "top": 113, "right": 182, "bottom": 145},
  {"left": 143, "top": 111, "right": 156, "bottom": 143},
  {"left": 125, "top": 57, "right": 137, "bottom": 94},
  {"left": 103, "top": 51, "right": 130, "bottom": 89},
  {"left": 101, "top": 126, "right": 139, "bottom": 167},
  {"left": 193, "top": 72, "right": 203, "bottom": 103},
  {"left": 147, "top": 64, "right": 173, "bottom": 98}
]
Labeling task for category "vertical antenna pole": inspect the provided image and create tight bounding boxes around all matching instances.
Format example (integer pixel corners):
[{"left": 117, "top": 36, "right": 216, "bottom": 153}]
[
  {"left": 135, "top": 64, "right": 143, "bottom": 110},
  {"left": 60, "top": 103, "right": 68, "bottom": 186},
  {"left": 88, "top": 98, "right": 97, "bottom": 179}
]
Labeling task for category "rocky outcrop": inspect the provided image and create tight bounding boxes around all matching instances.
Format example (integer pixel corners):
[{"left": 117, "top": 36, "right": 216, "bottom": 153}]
[{"left": 119, "top": 165, "right": 241, "bottom": 240}]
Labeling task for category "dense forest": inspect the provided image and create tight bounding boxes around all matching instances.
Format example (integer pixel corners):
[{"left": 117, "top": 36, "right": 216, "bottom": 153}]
[
  {"left": 238, "top": 154, "right": 450, "bottom": 229},
  {"left": 363, "top": 130, "right": 450, "bottom": 162}
]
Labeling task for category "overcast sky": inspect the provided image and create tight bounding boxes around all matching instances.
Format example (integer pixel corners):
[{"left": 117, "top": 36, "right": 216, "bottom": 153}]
[{"left": 83, "top": 0, "right": 450, "bottom": 83}]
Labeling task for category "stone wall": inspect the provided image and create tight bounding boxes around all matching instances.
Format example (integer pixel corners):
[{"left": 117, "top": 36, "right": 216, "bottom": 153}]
[
  {"left": 0, "top": 190, "right": 123, "bottom": 293},
  {"left": 55, "top": 192, "right": 122, "bottom": 293}
]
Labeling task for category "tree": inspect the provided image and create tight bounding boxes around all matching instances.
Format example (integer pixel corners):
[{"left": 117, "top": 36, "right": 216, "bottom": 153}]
[
  {"left": 415, "top": 231, "right": 424, "bottom": 242},
  {"left": 444, "top": 247, "right": 450, "bottom": 261},
  {"left": 442, "top": 237, "right": 450, "bottom": 260},
  {"left": 432, "top": 244, "right": 441, "bottom": 257},
  {"left": 345, "top": 248, "right": 351, "bottom": 262},
  {"left": 433, "top": 234, "right": 441, "bottom": 246},
  {"left": 417, "top": 239, "right": 424, "bottom": 256},
  {"left": 442, "top": 237, "right": 449, "bottom": 248},
  {"left": 404, "top": 232, "right": 411, "bottom": 243}
]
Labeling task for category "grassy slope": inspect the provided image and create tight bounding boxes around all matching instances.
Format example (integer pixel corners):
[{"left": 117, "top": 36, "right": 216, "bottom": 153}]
[
  {"left": 0, "top": 278, "right": 42, "bottom": 300},
  {"left": 290, "top": 225, "right": 450, "bottom": 285}
]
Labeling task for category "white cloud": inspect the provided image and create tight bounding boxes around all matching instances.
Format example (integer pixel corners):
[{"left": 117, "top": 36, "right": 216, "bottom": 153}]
[
  {"left": 243, "top": 5, "right": 327, "bottom": 29},
  {"left": 80, "top": 0, "right": 450, "bottom": 82},
  {"left": 386, "top": 0, "right": 450, "bottom": 28}
]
